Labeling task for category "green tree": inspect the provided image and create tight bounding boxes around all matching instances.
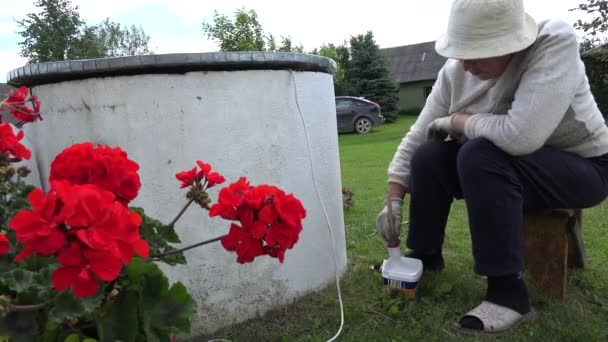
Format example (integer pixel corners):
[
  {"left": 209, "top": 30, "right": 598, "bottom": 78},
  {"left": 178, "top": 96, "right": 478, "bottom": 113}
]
[
  {"left": 572, "top": 0, "right": 608, "bottom": 116},
  {"left": 88, "top": 18, "right": 152, "bottom": 57},
  {"left": 267, "top": 35, "right": 303, "bottom": 53},
  {"left": 581, "top": 47, "right": 608, "bottom": 116},
  {"left": 202, "top": 8, "right": 267, "bottom": 51},
  {"left": 18, "top": 0, "right": 153, "bottom": 62},
  {"left": 266, "top": 33, "right": 278, "bottom": 51},
  {"left": 572, "top": 0, "right": 608, "bottom": 36},
  {"left": 17, "top": 0, "right": 83, "bottom": 62},
  {"left": 348, "top": 31, "right": 399, "bottom": 120},
  {"left": 311, "top": 42, "right": 354, "bottom": 96},
  {"left": 202, "top": 8, "right": 303, "bottom": 52},
  {"left": 68, "top": 25, "right": 105, "bottom": 59},
  {"left": 278, "top": 36, "right": 304, "bottom": 53}
]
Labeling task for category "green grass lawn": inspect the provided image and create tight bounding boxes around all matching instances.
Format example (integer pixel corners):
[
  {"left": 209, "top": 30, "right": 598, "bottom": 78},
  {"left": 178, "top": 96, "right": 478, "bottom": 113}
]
[{"left": 206, "top": 116, "right": 608, "bottom": 341}]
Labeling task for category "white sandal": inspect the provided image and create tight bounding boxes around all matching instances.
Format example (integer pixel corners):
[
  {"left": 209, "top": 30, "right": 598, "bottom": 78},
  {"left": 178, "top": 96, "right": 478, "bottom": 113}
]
[{"left": 452, "top": 301, "right": 538, "bottom": 335}]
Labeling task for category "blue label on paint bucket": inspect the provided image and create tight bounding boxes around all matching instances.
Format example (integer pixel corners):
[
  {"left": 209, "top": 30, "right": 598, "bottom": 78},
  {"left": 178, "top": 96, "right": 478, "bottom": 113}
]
[{"left": 382, "top": 277, "right": 418, "bottom": 289}]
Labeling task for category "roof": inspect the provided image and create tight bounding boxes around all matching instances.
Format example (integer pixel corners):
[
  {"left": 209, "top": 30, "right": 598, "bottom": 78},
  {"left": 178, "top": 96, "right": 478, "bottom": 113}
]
[
  {"left": 382, "top": 41, "right": 447, "bottom": 84},
  {"left": 0, "top": 83, "right": 14, "bottom": 96}
]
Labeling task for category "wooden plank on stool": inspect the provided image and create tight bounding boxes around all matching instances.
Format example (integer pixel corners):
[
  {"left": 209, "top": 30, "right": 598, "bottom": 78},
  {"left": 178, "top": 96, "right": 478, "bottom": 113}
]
[
  {"left": 568, "top": 209, "right": 586, "bottom": 269},
  {"left": 523, "top": 211, "right": 569, "bottom": 299}
]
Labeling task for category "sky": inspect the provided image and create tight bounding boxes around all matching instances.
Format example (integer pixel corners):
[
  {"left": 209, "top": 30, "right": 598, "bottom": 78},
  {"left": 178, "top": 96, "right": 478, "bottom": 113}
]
[{"left": 0, "top": 0, "right": 589, "bottom": 83}]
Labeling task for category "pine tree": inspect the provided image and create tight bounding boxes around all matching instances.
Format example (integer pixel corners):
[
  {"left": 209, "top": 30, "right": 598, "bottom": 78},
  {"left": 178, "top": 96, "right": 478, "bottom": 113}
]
[{"left": 348, "top": 31, "right": 399, "bottom": 120}]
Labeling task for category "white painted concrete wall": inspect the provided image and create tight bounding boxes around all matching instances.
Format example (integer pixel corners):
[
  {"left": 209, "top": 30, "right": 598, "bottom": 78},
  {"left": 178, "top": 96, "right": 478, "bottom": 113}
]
[{"left": 24, "top": 70, "right": 347, "bottom": 335}]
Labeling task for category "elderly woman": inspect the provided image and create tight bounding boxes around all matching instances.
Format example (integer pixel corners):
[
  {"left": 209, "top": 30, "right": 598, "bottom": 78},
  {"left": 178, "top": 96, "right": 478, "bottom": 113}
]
[{"left": 376, "top": 0, "right": 608, "bottom": 335}]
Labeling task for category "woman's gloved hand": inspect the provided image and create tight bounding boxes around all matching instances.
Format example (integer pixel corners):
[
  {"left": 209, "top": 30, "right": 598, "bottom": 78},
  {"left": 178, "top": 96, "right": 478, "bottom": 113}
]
[
  {"left": 426, "top": 116, "right": 459, "bottom": 141},
  {"left": 376, "top": 197, "right": 404, "bottom": 247}
]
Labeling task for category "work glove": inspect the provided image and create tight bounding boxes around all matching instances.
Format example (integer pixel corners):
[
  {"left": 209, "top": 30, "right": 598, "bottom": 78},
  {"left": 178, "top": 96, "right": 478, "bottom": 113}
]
[
  {"left": 426, "top": 116, "right": 459, "bottom": 141},
  {"left": 376, "top": 197, "right": 404, "bottom": 247}
]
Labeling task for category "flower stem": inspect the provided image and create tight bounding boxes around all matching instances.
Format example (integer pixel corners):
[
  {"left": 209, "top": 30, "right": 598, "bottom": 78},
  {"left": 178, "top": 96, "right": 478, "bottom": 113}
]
[
  {"left": 160, "top": 197, "right": 195, "bottom": 237},
  {"left": 151, "top": 235, "right": 226, "bottom": 259},
  {"left": 8, "top": 303, "right": 47, "bottom": 312},
  {"left": 169, "top": 197, "right": 194, "bottom": 227}
]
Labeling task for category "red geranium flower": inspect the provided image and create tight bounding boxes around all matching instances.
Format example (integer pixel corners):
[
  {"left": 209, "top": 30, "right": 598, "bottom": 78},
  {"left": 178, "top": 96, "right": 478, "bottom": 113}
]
[
  {"left": 211, "top": 178, "right": 306, "bottom": 263},
  {"left": 70, "top": 197, "right": 149, "bottom": 262},
  {"left": 195, "top": 160, "right": 225, "bottom": 187},
  {"left": 9, "top": 188, "right": 65, "bottom": 262},
  {"left": 0, "top": 234, "right": 10, "bottom": 256},
  {"left": 175, "top": 160, "right": 225, "bottom": 189},
  {"left": 52, "top": 241, "right": 123, "bottom": 298},
  {"left": 10, "top": 181, "right": 149, "bottom": 298},
  {"left": 220, "top": 224, "right": 265, "bottom": 263},
  {"left": 208, "top": 177, "right": 250, "bottom": 220},
  {"left": 0, "top": 123, "right": 31, "bottom": 161},
  {"left": 2, "top": 86, "right": 42, "bottom": 123},
  {"left": 49, "top": 142, "right": 141, "bottom": 204},
  {"left": 176, "top": 167, "right": 197, "bottom": 188},
  {"left": 52, "top": 181, "right": 149, "bottom": 262}
]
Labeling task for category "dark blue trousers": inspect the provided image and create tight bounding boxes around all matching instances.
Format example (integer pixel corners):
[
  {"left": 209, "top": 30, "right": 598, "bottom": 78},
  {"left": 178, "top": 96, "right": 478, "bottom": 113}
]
[{"left": 406, "top": 138, "right": 608, "bottom": 276}]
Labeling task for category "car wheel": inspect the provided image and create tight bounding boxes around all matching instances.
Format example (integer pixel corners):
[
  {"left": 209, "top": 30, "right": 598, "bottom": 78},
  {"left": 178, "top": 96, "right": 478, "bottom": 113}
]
[{"left": 354, "top": 117, "right": 372, "bottom": 134}]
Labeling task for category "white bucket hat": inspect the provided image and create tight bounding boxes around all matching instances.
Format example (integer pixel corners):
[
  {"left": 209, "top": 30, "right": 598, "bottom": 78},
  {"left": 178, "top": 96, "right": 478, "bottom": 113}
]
[{"left": 435, "top": 0, "right": 538, "bottom": 60}]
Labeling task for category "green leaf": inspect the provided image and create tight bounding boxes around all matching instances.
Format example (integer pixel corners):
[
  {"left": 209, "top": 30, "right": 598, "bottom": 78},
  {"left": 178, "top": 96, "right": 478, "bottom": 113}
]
[
  {"left": 41, "top": 319, "right": 60, "bottom": 342},
  {"left": 0, "top": 177, "right": 34, "bottom": 229},
  {"left": 129, "top": 208, "right": 186, "bottom": 266},
  {"left": 124, "top": 257, "right": 171, "bottom": 301},
  {"left": 124, "top": 258, "right": 168, "bottom": 292},
  {"left": 131, "top": 207, "right": 181, "bottom": 243},
  {"left": 153, "top": 246, "right": 187, "bottom": 266},
  {"left": 143, "top": 282, "right": 196, "bottom": 340},
  {"left": 123, "top": 258, "right": 194, "bottom": 340},
  {"left": 127, "top": 258, "right": 169, "bottom": 311},
  {"left": 0, "top": 311, "right": 39, "bottom": 342},
  {"left": 156, "top": 283, "right": 196, "bottom": 332},
  {"left": 49, "top": 291, "right": 104, "bottom": 324},
  {"left": 1, "top": 269, "right": 35, "bottom": 292},
  {"left": 19, "top": 255, "right": 57, "bottom": 272},
  {"left": 96, "top": 290, "right": 139, "bottom": 342},
  {"left": 64, "top": 333, "right": 80, "bottom": 342},
  {"left": 0, "top": 266, "right": 56, "bottom": 303}
]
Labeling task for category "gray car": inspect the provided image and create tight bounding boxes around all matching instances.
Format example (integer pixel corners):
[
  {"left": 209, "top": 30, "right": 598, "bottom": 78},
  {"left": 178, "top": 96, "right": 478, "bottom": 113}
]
[{"left": 335, "top": 96, "right": 384, "bottom": 134}]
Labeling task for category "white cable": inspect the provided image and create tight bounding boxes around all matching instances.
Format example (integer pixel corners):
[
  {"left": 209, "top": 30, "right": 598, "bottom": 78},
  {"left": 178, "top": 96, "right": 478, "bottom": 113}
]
[{"left": 289, "top": 70, "right": 345, "bottom": 342}]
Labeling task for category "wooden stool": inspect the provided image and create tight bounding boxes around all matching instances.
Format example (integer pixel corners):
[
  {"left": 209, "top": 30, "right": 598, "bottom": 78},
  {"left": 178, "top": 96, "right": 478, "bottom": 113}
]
[{"left": 522, "top": 209, "right": 585, "bottom": 299}]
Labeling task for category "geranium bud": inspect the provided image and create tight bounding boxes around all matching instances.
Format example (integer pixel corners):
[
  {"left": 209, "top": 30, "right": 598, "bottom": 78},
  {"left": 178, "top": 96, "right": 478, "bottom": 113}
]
[
  {"left": 106, "top": 288, "right": 120, "bottom": 302},
  {"left": 0, "top": 166, "right": 15, "bottom": 180},
  {"left": 192, "top": 189, "right": 210, "bottom": 208},
  {"left": 17, "top": 166, "right": 30, "bottom": 178}
]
